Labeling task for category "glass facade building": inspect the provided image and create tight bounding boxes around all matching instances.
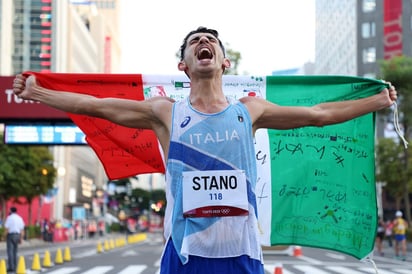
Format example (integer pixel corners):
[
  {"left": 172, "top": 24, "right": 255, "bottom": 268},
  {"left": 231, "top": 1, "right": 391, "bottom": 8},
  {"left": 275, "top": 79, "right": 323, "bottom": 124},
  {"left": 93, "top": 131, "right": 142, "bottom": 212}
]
[{"left": 12, "top": 0, "right": 53, "bottom": 73}]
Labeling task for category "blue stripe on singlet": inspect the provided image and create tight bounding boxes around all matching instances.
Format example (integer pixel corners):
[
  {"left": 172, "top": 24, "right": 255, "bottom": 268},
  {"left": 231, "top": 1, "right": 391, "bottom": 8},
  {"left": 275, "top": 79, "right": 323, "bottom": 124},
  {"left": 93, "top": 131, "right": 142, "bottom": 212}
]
[{"left": 168, "top": 141, "right": 257, "bottom": 215}]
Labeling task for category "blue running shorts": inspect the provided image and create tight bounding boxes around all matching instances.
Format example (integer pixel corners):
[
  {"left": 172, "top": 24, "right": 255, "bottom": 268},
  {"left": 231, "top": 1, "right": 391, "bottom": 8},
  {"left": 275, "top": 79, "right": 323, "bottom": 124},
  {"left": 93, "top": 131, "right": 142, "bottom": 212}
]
[{"left": 160, "top": 239, "right": 264, "bottom": 274}]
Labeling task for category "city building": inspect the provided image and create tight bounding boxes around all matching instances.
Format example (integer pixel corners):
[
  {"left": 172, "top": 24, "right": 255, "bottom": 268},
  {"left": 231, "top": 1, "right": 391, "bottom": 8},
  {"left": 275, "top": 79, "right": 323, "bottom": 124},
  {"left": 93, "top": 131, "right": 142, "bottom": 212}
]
[
  {"left": 314, "top": 0, "right": 412, "bottom": 139},
  {"left": 0, "top": 0, "right": 123, "bottom": 223},
  {"left": 315, "top": 0, "right": 412, "bottom": 77}
]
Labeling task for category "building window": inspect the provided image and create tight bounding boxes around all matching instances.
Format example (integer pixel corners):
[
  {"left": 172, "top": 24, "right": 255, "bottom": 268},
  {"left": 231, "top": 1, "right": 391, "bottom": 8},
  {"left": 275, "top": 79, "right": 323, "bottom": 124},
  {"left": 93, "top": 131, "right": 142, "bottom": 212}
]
[
  {"left": 362, "top": 0, "right": 376, "bottom": 13},
  {"left": 363, "top": 47, "right": 376, "bottom": 63},
  {"left": 362, "top": 22, "right": 376, "bottom": 38}
]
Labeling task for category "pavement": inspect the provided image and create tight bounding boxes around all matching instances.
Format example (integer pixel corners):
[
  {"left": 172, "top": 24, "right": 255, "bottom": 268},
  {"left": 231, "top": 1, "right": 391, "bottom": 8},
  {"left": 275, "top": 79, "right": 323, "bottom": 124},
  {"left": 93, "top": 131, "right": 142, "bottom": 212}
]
[
  {"left": 0, "top": 232, "right": 150, "bottom": 273},
  {"left": 1, "top": 235, "right": 411, "bottom": 260},
  {"left": 0, "top": 232, "right": 131, "bottom": 252},
  {"left": 0, "top": 238, "right": 59, "bottom": 251},
  {"left": 372, "top": 239, "right": 412, "bottom": 261}
]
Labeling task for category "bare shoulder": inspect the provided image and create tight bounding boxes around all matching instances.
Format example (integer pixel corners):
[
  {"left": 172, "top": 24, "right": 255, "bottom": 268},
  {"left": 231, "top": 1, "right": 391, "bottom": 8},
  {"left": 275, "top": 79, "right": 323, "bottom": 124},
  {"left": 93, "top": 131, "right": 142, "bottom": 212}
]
[
  {"left": 239, "top": 95, "right": 270, "bottom": 106},
  {"left": 149, "top": 96, "right": 175, "bottom": 127},
  {"left": 147, "top": 96, "right": 175, "bottom": 103},
  {"left": 239, "top": 96, "right": 272, "bottom": 120},
  {"left": 147, "top": 96, "right": 175, "bottom": 153},
  {"left": 149, "top": 96, "right": 175, "bottom": 114}
]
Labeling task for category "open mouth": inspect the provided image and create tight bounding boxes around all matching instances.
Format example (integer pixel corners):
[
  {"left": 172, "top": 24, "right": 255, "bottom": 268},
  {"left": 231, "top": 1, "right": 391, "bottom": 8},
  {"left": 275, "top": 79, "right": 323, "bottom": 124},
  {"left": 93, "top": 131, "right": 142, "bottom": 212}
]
[{"left": 197, "top": 47, "right": 213, "bottom": 60}]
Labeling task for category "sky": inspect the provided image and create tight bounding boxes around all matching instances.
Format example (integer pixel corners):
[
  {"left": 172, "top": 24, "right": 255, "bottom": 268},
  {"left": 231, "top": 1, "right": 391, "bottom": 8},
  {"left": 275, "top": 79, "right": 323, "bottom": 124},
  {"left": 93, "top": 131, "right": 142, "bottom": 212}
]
[{"left": 119, "top": 0, "right": 315, "bottom": 76}]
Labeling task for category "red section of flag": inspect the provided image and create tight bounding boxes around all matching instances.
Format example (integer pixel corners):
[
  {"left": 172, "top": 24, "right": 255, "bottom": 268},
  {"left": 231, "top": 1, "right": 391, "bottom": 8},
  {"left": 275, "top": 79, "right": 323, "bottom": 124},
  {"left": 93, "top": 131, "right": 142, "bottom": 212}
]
[{"left": 25, "top": 72, "right": 165, "bottom": 179}]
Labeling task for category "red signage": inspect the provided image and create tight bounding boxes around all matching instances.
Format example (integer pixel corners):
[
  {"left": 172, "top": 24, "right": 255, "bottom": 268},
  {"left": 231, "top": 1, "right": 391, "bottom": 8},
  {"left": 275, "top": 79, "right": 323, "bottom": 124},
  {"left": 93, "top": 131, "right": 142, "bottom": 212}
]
[
  {"left": 384, "top": 0, "right": 403, "bottom": 60},
  {"left": 0, "top": 76, "right": 69, "bottom": 121}
]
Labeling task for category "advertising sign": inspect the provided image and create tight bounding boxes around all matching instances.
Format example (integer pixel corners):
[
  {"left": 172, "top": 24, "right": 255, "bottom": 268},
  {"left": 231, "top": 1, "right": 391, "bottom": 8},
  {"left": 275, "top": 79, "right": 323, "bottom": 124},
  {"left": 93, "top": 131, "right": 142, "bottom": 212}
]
[{"left": 0, "top": 76, "right": 69, "bottom": 121}]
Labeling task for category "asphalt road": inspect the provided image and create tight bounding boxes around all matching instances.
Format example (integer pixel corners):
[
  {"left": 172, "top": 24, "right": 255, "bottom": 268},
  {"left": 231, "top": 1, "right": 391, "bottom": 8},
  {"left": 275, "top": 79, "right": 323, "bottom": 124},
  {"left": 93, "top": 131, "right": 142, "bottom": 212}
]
[{"left": 0, "top": 232, "right": 411, "bottom": 273}]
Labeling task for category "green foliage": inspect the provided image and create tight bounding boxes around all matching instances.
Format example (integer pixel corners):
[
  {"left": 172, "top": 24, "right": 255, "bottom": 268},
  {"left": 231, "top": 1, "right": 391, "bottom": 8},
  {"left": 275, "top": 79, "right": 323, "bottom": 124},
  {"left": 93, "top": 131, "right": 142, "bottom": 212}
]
[
  {"left": 25, "top": 225, "right": 41, "bottom": 239},
  {"left": 106, "top": 180, "right": 166, "bottom": 219},
  {"left": 378, "top": 55, "right": 412, "bottom": 223},
  {"left": 407, "top": 228, "right": 412, "bottom": 242},
  {"left": 0, "top": 144, "right": 29, "bottom": 198},
  {"left": 379, "top": 56, "right": 412, "bottom": 126},
  {"left": 19, "top": 146, "right": 57, "bottom": 199},
  {"left": 376, "top": 138, "right": 412, "bottom": 197},
  {"left": 224, "top": 43, "right": 242, "bottom": 75},
  {"left": 130, "top": 187, "right": 166, "bottom": 215},
  {"left": 0, "top": 226, "right": 40, "bottom": 242},
  {"left": 379, "top": 55, "right": 412, "bottom": 84},
  {"left": 110, "top": 222, "right": 121, "bottom": 232},
  {"left": 0, "top": 133, "right": 56, "bottom": 223},
  {"left": 131, "top": 187, "right": 150, "bottom": 210},
  {"left": 151, "top": 189, "right": 166, "bottom": 204},
  {"left": 150, "top": 189, "right": 166, "bottom": 217}
]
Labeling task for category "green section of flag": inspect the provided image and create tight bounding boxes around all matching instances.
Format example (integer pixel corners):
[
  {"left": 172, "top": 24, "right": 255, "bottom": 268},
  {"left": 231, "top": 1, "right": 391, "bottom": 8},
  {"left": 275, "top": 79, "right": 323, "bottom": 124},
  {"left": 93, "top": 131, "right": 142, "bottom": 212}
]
[{"left": 265, "top": 76, "right": 387, "bottom": 259}]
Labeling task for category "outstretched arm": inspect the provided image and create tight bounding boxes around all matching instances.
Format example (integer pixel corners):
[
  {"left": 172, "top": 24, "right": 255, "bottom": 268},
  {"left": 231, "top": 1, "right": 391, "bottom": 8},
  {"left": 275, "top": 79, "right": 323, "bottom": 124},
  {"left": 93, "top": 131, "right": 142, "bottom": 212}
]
[
  {"left": 12, "top": 74, "right": 174, "bottom": 130},
  {"left": 243, "top": 85, "right": 397, "bottom": 132}
]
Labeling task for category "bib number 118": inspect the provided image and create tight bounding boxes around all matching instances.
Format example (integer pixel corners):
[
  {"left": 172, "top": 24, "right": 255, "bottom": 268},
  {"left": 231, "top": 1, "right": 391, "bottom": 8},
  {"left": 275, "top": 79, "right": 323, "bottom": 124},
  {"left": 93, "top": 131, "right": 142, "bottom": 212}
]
[{"left": 209, "top": 193, "right": 223, "bottom": 200}]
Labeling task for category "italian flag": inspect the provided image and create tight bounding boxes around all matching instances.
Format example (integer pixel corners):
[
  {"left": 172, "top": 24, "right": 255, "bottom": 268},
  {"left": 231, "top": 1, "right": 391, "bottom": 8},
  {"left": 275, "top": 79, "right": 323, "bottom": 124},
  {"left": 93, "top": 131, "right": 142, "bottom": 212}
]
[{"left": 29, "top": 72, "right": 388, "bottom": 260}]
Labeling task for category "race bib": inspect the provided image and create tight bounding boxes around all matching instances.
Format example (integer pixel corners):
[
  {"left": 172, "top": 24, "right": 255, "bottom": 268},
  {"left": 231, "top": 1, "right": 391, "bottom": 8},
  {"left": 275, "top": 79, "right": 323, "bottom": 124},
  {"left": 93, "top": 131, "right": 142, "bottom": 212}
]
[{"left": 182, "top": 170, "right": 249, "bottom": 218}]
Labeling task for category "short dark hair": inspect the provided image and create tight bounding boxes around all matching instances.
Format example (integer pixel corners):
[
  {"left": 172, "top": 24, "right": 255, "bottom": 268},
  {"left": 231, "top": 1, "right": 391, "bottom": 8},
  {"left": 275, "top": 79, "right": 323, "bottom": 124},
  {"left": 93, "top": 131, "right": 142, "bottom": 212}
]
[
  {"left": 10, "top": 207, "right": 17, "bottom": 213},
  {"left": 179, "top": 26, "right": 226, "bottom": 60}
]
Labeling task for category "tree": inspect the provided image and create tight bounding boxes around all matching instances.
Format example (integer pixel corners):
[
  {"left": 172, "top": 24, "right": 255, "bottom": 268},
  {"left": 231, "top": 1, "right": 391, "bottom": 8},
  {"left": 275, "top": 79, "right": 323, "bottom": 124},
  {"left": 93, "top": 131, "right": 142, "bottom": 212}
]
[
  {"left": 151, "top": 189, "right": 166, "bottom": 217},
  {"left": 376, "top": 138, "right": 412, "bottom": 212},
  {"left": 131, "top": 187, "right": 150, "bottom": 212},
  {"left": 130, "top": 187, "right": 165, "bottom": 215},
  {"left": 0, "top": 143, "right": 28, "bottom": 221},
  {"left": 379, "top": 55, "right": 412, "bottom": 223},
  {"left": 19, "top": 146, "right": 56, "bottom": 225},
  {"left": 224, "top": 43, "right": 242, "bottom": 75},
  {"left": 0, "top": 135, "right": 56, "bottom": 224}
]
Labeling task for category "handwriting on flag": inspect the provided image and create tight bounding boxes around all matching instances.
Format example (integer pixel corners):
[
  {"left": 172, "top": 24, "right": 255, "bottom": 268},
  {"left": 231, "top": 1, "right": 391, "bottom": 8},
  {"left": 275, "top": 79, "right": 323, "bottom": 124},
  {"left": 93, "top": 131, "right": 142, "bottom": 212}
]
[{"left": 28, "top": 72, "right": 388, "bottom": 259}]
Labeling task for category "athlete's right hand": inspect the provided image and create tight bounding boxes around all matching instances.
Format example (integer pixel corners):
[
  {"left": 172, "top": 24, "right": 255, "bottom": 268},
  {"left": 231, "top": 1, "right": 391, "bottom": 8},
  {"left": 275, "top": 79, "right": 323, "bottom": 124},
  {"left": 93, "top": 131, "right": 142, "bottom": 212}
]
[{"left": 13, "top": 74, "right": 36, "bottom": 100}]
